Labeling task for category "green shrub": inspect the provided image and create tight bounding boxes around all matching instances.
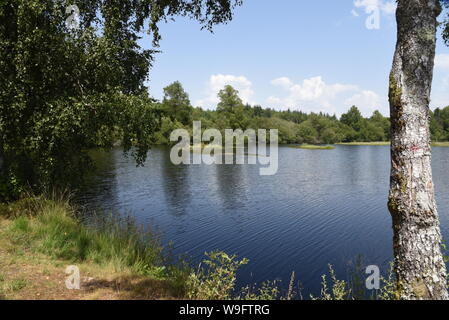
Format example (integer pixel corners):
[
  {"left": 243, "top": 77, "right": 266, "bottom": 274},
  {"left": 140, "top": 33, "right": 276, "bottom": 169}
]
[
  {"left": 311, "top": 264, "right": 352, "bottom": 300},
  {"left": 186, "top": 251, "right": 249, "bottom": 300}
]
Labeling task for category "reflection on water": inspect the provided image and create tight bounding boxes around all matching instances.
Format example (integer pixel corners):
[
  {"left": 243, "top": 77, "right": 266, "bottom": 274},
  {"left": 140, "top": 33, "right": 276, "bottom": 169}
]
[
  {"left": 215, "top": 164, "right": 249, "bottom": 210},
  {"left": 160, "top": 150, "right": 192, "bottom": 217},
  {"left": 77, "top": 145, "right": 449, "bottom": 296}
]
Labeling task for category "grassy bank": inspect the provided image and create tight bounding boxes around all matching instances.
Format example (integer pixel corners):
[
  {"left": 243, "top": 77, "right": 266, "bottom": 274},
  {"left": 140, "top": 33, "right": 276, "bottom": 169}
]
[{"left": 0, "top": 197, "right": 188, "bottom": 299}]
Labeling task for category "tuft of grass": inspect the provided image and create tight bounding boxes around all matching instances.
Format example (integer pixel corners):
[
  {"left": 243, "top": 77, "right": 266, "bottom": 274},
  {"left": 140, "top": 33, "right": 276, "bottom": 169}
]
[
  {"left": 0, "top": 197, "right": 44, "bottom": 219},
  {"left": 291, "top": 144, "right": 335, "bottom": 150},
  {"left": 0, "top": 278, "right": 28, "bottom": 295}
]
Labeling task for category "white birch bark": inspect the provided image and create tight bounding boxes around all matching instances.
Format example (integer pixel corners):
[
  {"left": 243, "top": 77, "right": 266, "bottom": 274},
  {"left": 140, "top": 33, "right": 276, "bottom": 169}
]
[{"left": 388, "top": 0, "right": 448, "bottom": 300}]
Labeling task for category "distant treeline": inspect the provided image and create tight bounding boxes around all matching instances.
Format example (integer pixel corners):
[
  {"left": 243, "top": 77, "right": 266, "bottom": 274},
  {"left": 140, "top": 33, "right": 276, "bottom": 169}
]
[{"left": 154, "top": 81, "right": 449, "bottom": 145}]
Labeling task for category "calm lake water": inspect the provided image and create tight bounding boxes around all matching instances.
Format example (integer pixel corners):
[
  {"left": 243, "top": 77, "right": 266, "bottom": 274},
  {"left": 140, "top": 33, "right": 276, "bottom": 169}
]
[{"left": 77, "top": 145, "right": 449, "bottom": 296}]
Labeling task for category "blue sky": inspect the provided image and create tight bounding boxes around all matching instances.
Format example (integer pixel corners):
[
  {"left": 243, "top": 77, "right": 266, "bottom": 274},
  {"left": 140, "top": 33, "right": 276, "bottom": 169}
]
[{"left": 141, "top": 0, "right": 449, "bottom": 116}]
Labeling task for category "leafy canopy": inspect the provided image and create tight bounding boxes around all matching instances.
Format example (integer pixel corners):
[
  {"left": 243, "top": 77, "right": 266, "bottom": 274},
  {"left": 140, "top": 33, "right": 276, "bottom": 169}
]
[{"left": 0, "top": 0, "right": 242, "bottom": 200}]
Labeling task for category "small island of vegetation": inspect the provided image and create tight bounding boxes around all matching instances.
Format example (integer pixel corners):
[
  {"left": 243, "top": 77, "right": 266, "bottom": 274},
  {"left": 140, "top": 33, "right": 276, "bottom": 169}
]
[{"left": 291, "top": 145, "right": 336, "bottom": 150}]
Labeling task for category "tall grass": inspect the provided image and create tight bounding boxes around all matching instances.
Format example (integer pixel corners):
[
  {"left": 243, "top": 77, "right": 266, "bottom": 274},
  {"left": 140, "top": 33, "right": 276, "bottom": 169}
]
[{"left": 4, "top": 196, "right": 168, "bottom": 278}]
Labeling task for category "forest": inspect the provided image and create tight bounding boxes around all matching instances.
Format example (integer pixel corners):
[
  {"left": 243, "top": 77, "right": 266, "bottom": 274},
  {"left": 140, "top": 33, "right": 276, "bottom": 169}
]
[{"left": 153, "top": 81, "right": 449, "bottom": 145}]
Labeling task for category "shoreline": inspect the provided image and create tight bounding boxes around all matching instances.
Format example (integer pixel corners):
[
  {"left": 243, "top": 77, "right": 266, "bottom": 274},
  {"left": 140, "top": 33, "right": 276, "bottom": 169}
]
[{"left": 0, "top": 196, "right": 397, "bottom": 300}]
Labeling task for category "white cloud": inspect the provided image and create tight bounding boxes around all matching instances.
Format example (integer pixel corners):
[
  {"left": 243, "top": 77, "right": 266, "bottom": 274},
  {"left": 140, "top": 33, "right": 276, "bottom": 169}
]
[
  {"left": 195, "top": 74, "right": 388, "bottom": 116},
  {"left": 345, "top": 90, "right": 386, "bottom": 115},
  {"left": 268, "top": 76, "right": 384, "bottom": 116},
  {"left": 196, "top": 74, "right": 255, "bottom": 108},
  {"left": 270, "top": 77, "right": 294, "bottom": 89},
  {"left": 435, "top": 54, "right": 449, "bottom": 70}
]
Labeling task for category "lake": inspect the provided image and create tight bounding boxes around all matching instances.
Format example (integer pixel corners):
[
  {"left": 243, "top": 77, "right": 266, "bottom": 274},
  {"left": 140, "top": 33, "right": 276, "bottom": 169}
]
[{"left": 77, "top": 145, "right": 449, "bottom": 297}]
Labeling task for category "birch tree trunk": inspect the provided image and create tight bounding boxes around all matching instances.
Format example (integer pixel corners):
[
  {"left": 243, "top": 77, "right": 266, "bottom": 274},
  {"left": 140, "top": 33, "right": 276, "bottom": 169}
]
[{"left": 388, "top": 0, "right": 448, "bottom": 300}]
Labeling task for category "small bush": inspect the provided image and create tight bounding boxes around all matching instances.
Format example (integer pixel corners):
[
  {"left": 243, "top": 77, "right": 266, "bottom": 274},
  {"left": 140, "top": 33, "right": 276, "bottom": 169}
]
[
  {"left": 311, "top": 264, "right": 352, "bottom": 300},
  {"left": 186, "top": 251, "right": 249, "bottom": 300}
]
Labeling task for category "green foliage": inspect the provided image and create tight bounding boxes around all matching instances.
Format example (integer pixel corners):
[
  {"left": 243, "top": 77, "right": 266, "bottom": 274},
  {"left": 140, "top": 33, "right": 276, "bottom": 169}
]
[
  {"left": 341, "top": 106, "right": 364, "bottom": 132},
  {"left": 154, "top": 83, "right": 396, "bottom": 147},
  {"left": 153, "top": 116, "right": 186, "bottom": 145},
  {"left": 238, "top": 281, "right": 281, "bottom": 300},
  {"left": 186, "top": 251, "right": 249, "bottom": 300},
  {"left": 376, "top": 263, "right": 398, "bottom": 301},
  {"left": 251, "top": 117, "right": 298, "bottom": 144},
  {"left": 0, "top": 0, "right": 242, "bottom": 200},
  {"left": 311, "top": 265, "right": 351, "bottom": 300},
  {"left": 217, "top": 85, "right": 249, "bottom": 130},
  {"left": 297, "top": 120, "right": 320, "bottom": 144},
  {"left": 370, "top": 110, "right": 391, "bottom": 140},
  {"left": 340, "top": 105, "right": 389, "bottom": 142},
  {"left": 162, "top": 81, "right": 193, "bottom": 125},
  {"left": 296, "top": 115, "right": 353, "bottom": 144},
  {"left": 431, "top": 106, "right": 449, "bottom": 141},
  {"left": 0, "top": 172, "right": 24, "bottom": 202}
]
